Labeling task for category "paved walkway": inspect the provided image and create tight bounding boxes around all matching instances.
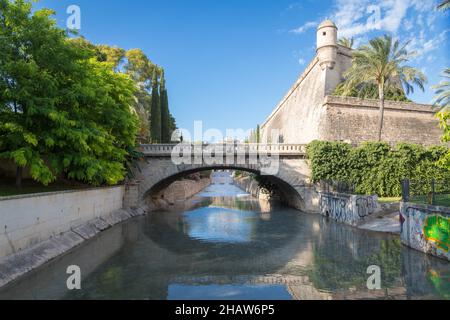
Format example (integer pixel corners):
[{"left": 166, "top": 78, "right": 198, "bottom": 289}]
[{"left": 358, "top": 212, "right": 401, "bottom": 234}]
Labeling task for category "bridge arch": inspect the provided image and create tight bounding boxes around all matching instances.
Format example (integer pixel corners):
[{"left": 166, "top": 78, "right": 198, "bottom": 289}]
[{"left": 135, "top": 144, "right": 316, "bottom": 212}]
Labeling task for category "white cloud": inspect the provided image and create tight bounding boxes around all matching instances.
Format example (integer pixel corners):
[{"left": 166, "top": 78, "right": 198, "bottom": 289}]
[
  {"left": 407, "top": 29, "right": 449, "bottom": 60},
  {"left": 290, "top": 21, "right": 318, "bottom": 34},
  {"left": 286, "top": 3, "right": 302, "bottom": 11},
  {"left": 333, "top": 0, "right": 410, "bottom": 38},
  {"left": 403, "top": 18, "right": 414, "bottom": 31},
  {"left": 298, "top": 58, "right": 306, "bottom": 65}
]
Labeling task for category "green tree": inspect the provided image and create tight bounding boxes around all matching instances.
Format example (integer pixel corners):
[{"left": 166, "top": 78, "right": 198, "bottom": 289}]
[
  {"left": 333, "top": 82, "right": 411, "bottom": 102},
  {"left": 256, "top": 125, "right": 261, "bottom": 144},
  {"left": 97, "top": 44, "right": 126, "bottom": 70},
  {"left": 159, "top": 70, "right": 170, "bottom": 143},
  {"left": 433, "top": 69, "right": 450, "bottom": 109},
  {"left": 341, "top": 35, "right": 426, "bottom": 141},
  {"left": 150, "top": 70, "right": 161, "bottom": 143},
  {"left": 433, "top": 69, "right": 450, "bottom": 168},
  {"left": 125, "top": 49, "right": 155, "bottom": 85},
  {"left": 168, "top": 113, "right": 177, "bottom": 140},
  {"left": 338, "top": 37, "right": 354, "bottom": 49},
  {"left": 438, "top": 0, "right": 450, "bottom": 11},
  {"left": 0, "top": 0, "right": 139, "bottom": 187},
  {"left": 124, "top": 48, "right": 160, "bottom": 143}
]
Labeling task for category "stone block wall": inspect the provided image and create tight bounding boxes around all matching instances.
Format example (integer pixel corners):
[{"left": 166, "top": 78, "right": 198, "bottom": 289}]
[
  {"left": 319, "top": 192, "right": 379, "bottom": 226},
  {"left": 400, "top": 202, "right": 449, "bottom": 261},
  {"left": 161, "top": 178, "right": 211, "bottom": 204},
  {"left": 261, "top": 47, "right": 444, "bottom": 147},
  {"left": 321, "top": 96, "right": 444, "bottom": 145},
  {"left": 124, "top": 182, "right": 139, "bottom": 209}
]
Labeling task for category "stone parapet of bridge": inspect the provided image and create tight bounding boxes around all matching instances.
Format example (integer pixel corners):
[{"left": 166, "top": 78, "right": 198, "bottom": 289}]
[
  {"left": 133, "top": 143, "right": 317, "bottom": 213},
  {"left": 140, "top": 143, "right": 308, "bottom": 157}
]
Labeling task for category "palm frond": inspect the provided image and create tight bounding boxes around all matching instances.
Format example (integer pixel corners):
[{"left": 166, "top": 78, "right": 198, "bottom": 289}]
[{"left": 438, "top": 0, "right": 450, "bottom": 11}]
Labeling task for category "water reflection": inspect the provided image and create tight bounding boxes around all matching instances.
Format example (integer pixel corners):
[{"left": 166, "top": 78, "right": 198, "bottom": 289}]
[
  {"left": 0, "top": 182, "right": 448, "bottom": 300},
  {"left": 184, "top": 207, "right": 257, "bottom": 243}
]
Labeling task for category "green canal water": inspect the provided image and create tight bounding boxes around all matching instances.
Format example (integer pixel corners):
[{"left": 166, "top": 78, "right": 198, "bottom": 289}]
[{"left": 0, "top": 182, "right": 448, "bottom": 300}]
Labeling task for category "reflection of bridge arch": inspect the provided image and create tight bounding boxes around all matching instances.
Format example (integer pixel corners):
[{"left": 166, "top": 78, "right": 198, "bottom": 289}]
[
  {"left": 135, "top": 144, "right": 318, "bottom": 212},
  {"left": 143, "top": 205, "right": 308, "bottom": 259}
]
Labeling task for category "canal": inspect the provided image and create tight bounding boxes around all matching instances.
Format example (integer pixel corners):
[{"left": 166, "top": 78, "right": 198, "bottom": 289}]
[{"left": 0, "top": 172, "right": 448, "bottom": 300}]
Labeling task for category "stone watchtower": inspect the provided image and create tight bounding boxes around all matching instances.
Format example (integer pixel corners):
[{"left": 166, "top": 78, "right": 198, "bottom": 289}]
[
  {"left": 260, "top": 20, "right": 444, "bottom": 146},
  {"left": 316, "top": 20, "right": 338, "bottom": 70}
]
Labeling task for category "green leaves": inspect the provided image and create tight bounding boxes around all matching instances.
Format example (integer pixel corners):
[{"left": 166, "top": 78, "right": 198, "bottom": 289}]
[
  {"left": 307, "top": 141, "right": 450, "bottom": 197},
  {"left": 339, "top": 35, "right": 426, "bottom": 100},
  {"left": 0, "top": 0, "right": 139, "bottom": 187}
]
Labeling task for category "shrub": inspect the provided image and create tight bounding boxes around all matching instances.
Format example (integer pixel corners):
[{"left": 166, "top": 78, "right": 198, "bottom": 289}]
[{"left": 307, "top": 141, "right": 450, "bottom": 197}]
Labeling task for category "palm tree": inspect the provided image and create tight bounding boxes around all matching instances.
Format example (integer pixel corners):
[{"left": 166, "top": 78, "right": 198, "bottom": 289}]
[
  {"left": 338, "top": 37, "right": 354, "bottom": 49},
  {"left": 438, "top": 0, "right": 450, "bottom": 11},
  {"left": 341, "top": 35, "right": 427, "bottom": 141},
  {"left": 433, "top": 68, "right": 450, "bottom": 109}
]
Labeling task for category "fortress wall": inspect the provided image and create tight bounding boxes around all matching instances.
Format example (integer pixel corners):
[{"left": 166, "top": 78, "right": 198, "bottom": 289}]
[
  {"left": 261, "top": 49, "right": 353, "bottom": 145},
  {"left": 261, "top": 57, "right": 327, "bottom": 144},
  {"left": 324, "top": 46, "right": 352, "bottom": 95},
  {"left": 321, "top": 96, "right": 444, "bottom": 145}
]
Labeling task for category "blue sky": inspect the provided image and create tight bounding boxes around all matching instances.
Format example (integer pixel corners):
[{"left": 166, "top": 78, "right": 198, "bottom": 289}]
[{"left": 36, "top": 0, "right": 449, "bottom": 135}]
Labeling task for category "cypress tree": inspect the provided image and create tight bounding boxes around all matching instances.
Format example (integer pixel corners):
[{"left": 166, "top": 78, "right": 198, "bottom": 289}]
[
  {"left": 150, "top": 70, "right": 161, "bottom": 143},
  {"left": 160, "top": 70, "right": 170, "bottom": 143},
  {"left": 256, "top": 125, "right": 261, "bottom": 144}
]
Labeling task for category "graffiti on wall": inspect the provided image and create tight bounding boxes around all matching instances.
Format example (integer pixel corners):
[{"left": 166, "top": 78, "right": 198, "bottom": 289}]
[
  {"left": 401, "top": 204, "right": 449, "bottom": 261},
  {"left": 423, "top": 215, "right": 449, "bottom": 252},
  {"left": 356, "top": 197, "right": 377, "bottom": 218},
  {"left": 319, "top": 193, "right": 377, "bottom": 226}
]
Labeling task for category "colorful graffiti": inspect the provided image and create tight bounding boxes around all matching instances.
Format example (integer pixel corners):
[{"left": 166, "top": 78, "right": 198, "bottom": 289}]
[
  {"left": 400, "top": 203, "right": 450, "bottom": 261},
  {"left": 423, "top": 215, "right": 449, "bottom": 252}
]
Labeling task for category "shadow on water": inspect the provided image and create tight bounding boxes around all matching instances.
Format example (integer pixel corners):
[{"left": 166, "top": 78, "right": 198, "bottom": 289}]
[{"left": 0, "top": 180, "right": 448, "bottom": 300}]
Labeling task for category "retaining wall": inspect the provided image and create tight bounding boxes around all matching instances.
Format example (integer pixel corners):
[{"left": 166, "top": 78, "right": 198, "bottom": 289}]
[
  {"left": 162, "top": 178, "right": 211, "bottom": 204},
  {"left": 400, "top": 202, "right": 449, "bottom": 261},
  {"left": 319, "top": 192, "right": 379, "bottom": 226},
  {"left": 0, "top": 186, "right": 124, "bottom": 258},
  {"left": 0, "top": 186, "right": 149, "bottom": 287}
]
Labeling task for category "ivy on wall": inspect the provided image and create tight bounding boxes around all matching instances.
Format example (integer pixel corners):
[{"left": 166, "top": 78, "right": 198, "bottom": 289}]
[{"left": 307, "top": 141, "right": 450, "bottom": 197}]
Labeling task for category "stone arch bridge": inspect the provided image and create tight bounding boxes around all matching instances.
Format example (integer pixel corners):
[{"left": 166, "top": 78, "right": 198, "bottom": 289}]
[{"left": 133, "top": 144, "right": 318, "bottom": 212}]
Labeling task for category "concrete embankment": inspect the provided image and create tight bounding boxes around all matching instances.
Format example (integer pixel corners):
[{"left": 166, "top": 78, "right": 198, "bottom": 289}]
[
  {"left": 150, "top": 178, "right": 211, "bottom": 210},
  {"left": 0, "top": 186, "right": 148, "bottom": 288},
  {"left": 233, "top": 175, "right": 275, "bottom": 201}
]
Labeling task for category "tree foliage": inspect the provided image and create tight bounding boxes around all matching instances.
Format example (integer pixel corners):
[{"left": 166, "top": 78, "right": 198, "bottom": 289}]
[
  {"left": 433, "top": 68, "right": 450, "bottom": 169},
  {"left": 0, "top": 0, "right": 139, "bottom": 186},
  {"left": 307, "top": 141, "right": 450, "bottom": 197},
  {"left": 150, "top": 70, "right": 161, "bottom": 143},
  {"left": 333, "top": 82, "right": 411, "bottom": 102},
  {"left": 340, "top": 35, "right": 426, "bottom": 141},
  {"left": 338, "top": 37, "right": 354, "bottom": 49},
  {"left": 438, "top": 0, "right": 450, "bottom": 11},
  {"left": 160, "top": 70, "right": 170, "bottom": 143}
]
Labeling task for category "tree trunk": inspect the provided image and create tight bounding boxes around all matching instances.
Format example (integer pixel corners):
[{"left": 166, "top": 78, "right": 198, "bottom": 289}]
[
  {"left": 377, "top": 84, "right": 385, "bottom": 142},
  {"left": 15, "top": 166, "right": 23, "bottom": 189}
]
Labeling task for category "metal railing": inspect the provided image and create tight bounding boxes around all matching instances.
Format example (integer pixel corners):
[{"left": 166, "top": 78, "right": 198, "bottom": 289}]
[{"left": 401, "top": 179, "right": 450, "bottom": 207}]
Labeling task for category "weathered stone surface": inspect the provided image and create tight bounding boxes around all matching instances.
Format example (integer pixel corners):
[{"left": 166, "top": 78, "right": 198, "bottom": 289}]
[
  {"left": 400, "top": 203, "right": 449, "bottom": 261},
  {"left": 91, "top": 218, "right": 111, "bottom": 231},
  {"left": 0, "top": 208, "right": 139, "bottom": 288},
  {"left": 103, "top": 211, "right": 122, "bottom": 226},
  {"left": 72, "top": 223, "right": 99, "bottom": 240},
  {"left": 0, "top": 186, "right": 124, "bottom": 258},
  {"left": 319, "top": 192, "right": 379, "bottom": 226},
  {"left": 260, "top": 22, "right": 443, "bottom": 146},
  {"left": 0, "top": 232, "right": 84, "bottom": 287}
]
